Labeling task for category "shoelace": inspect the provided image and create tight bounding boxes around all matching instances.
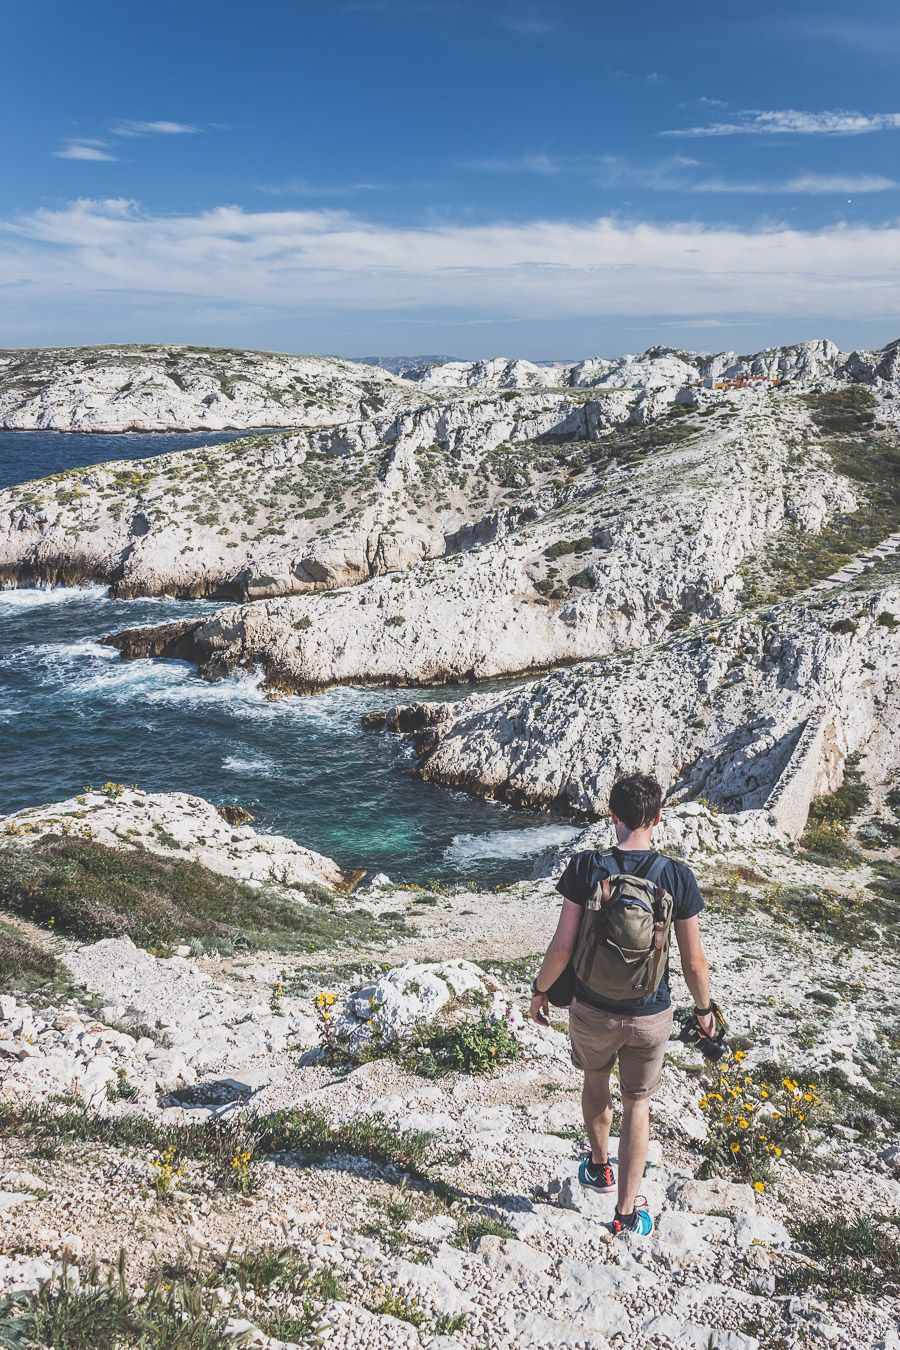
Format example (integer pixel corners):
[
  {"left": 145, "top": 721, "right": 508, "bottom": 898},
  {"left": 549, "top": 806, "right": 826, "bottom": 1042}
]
[{"left": 612, "top": 1194, "right": 648, "bottom": 1234}]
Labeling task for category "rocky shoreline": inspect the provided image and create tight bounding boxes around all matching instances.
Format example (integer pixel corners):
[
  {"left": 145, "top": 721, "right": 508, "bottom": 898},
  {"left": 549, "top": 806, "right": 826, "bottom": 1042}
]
[
  {"left": 2, "top": 340, "right": 899, "bottom": 1347},
  {"left": 1, "top": 786, "right": 898, "bottom": 1348}
]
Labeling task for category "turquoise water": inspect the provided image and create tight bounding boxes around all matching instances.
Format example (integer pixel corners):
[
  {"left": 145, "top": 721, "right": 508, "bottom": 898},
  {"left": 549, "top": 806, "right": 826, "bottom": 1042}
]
[{"left": 0, "top": 431, "right": 578, "bottom": 883}]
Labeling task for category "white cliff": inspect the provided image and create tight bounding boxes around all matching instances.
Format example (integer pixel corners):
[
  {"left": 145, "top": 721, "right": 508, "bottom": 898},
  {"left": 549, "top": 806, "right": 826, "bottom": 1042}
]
[
  {"left": 380, "top": 565, "right": 900, "bottom": 832},
  {"left": 0, "top": 344, "right": 420, "bottom": 432},
  {"left": 101, "top": 387, "right": 864, "bottom": 688},
  {"left": 0, "top": 786, "right": 349, "bottom": 890}
]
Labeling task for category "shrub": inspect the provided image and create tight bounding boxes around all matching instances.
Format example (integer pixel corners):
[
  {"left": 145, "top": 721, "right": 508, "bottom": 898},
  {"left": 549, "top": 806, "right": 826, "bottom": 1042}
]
[
  {"left": 411, "top": 1010, "right": 521, "bottom": 1078},
  {"left": 697, "top": 1057, "right": 823, "bottom": 1185},
  {"left": 830, "top": 618, "right": 857, "bottom": 636},
  {"left": 798, "top": 821, "right": 861, "bottom": 866},
  {"left": 0, "top": 1257, "right": 239, "bottom": 1350},
  {"left": 0, "top": 837, "right": 403, "bottom": 955},
  {"left": 0, "top": 918, "right": 68, "bottom": 997},
  {"left": 568, "top": 570, "right": 597, "bottom": 591},
  {"left": 877, "top": 610, "right": 899, "bottom": 629},
  {"left": 806, "top": 757, "right": 870, "bottom": 827},
  {"left": 776, "top": 1215, "right": 900, "bottom": 1302}
]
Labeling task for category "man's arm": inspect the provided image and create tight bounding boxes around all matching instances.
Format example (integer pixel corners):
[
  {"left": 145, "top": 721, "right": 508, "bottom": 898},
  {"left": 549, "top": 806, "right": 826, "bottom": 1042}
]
[
  {"left": 530, "top": 898, "right": 582, "bottom": 1026},
  {"left": 674, "top": 915, "right": 716, "bottom": 1035}
]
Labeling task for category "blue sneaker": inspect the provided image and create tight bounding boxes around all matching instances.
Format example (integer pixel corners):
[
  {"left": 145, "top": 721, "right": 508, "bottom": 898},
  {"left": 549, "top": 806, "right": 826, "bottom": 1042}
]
[
  {"left": 578, "top": 1156, "right": 615, "bottom": 1193},
  {"left": 611, "top": 1198, "right": 653, "bottom": 1236}
]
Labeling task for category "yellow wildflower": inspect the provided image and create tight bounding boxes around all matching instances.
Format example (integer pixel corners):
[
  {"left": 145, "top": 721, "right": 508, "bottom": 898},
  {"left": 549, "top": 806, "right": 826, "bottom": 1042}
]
[
  {"left": 734, "top": 1050, "right": 747, "bottom": 1062},
  {"left": 753, "top": 1181, "right": 765, "bottom": 1192},
  {"left": 730, "top": 1142, "right": 741, "bottom": 1153}
]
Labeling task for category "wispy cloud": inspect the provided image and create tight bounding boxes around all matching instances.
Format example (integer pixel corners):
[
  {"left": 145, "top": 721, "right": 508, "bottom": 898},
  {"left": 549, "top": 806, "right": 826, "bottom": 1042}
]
[
  {"left": 53, "top": 141, "right": 117, "bottom": 162},
  {"left": 691, "top": 173, "right": 899, "bottom": 195},
  {"left": 257, "top": 177, "right": 384, "bottom": 198},
  {"left": 111, "top": 119, "right": 200, "bottom": 137},
  {"left": 3, "top": 198, "right": 900, "bottom": 328},
  {"left": 664, "top": 108, "right": 900, "bottom": 137},
  {"left": 496, "top": 11, "right": 557, "bottom": 35},
  {"left": 463, "top": 152, "right": 898, "bottom": 195}
]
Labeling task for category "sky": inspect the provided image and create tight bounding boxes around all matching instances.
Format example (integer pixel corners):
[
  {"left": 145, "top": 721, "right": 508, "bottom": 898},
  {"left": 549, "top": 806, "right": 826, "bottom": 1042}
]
[{"left": 2, "top": 0, "right": 900, "bottom": 359}]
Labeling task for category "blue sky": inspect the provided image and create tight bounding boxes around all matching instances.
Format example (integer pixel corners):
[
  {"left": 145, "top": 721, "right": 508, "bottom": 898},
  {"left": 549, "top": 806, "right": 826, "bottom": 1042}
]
[{"left": 2, "top": 0, "right": 900, "bottom": 357}]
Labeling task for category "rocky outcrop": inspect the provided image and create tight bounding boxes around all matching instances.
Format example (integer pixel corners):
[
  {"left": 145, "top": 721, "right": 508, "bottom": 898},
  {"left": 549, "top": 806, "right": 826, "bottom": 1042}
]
[
  {"left": 99, "top": 390, "right": 861, "bottom": 687},
  {"left": 0, "top": 786, "right": 348, "bottom": 890},
  {"left": 0, "top": 345, "right": 419, "bottom": 432},
  {"left": 381, "top": 571, "right": 900, "bottom": 820},
  {"left": 0, "top": 385, "right": 641, "bottom": 598}
]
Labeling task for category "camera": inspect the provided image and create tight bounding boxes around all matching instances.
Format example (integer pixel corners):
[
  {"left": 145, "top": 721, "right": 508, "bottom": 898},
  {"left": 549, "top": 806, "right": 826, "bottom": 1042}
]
[{"left": 677, "top": 1001, "right": 728, "bottom": 1063}]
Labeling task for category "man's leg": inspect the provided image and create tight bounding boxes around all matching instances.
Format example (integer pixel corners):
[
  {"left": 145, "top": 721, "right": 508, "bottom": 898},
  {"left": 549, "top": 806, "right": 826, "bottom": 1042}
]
[
  {"left": 581, "top": 1069, "right": 613, "bottom": 1165},
  {"left": 616, "top": 1092, "right": 650, "bottom": 1215},
  {"left": 615, "top": 1008, "right": 672, "bottom": 1217}
]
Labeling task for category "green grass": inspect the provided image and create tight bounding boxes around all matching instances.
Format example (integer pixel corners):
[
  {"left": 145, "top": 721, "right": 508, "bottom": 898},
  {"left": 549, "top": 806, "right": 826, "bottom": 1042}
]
[
  {"left": 0, "top": 1258, "right": 242, "bottom": 1350},
  {"left": 0, "top": 836, "right": 406, "bottom": 956},
  {"left": 704, "top": 875, "right": 899, "bottom": 949},
  {"left": 452, "top": 1214, "right": 517, "bottom": 1249},
  {"left": 0, "top": 915, "right": 74, "bottom": 998},
  {"left": 0, "top": 1101, "right": 436, "bottom": 1186},
  {"left": 742, "top": 387, "right": 900, "bottom": 604},
  {"left": 776, "top": 1215, "right": 900, "bottom": 1303}
]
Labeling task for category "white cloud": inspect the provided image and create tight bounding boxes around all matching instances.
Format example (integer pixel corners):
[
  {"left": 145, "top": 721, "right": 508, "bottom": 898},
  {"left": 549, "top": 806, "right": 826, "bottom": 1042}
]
[
  {"left": 111, "top": 119, "right": 200, "bottom": 137},
  {"left": 53, "top": 141, "right": 117, "bottom": 162},
  {"left": 464, "top": 153, "right": 898, "bottom": 195},
  {"left": 2, "top": 198, "right": 900, "bottom": 325},
  {"left": 257, "top": 177, "right": 384, "bottom": 197},
  {"left": 690, "top": 173, "right": 899, "bottom": 195},
  {"left": 664, "top": 108, "right": 900, "bottom": 137}
]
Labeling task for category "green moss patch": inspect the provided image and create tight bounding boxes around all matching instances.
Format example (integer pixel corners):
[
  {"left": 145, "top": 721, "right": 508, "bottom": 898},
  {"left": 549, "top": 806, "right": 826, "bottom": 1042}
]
[{"left": 0, "top": 837, "right": 405, "bottom": 956}]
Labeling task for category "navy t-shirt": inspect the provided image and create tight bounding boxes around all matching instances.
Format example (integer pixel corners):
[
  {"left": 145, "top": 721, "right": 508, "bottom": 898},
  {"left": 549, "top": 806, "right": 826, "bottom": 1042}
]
[{"left": 556, "top": 848, "right": 705, "bottom": 1016}]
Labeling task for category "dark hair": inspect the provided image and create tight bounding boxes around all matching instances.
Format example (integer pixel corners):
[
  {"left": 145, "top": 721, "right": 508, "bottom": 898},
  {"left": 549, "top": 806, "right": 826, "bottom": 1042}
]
[{"left": 608, "top": 774, "right": 662, "bottom": 830}]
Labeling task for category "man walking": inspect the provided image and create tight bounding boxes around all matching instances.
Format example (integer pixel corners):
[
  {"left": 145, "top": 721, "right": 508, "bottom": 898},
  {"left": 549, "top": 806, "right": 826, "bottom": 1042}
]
[{"left": 530, "top": 773, "right": 716, "bottom": 1236}]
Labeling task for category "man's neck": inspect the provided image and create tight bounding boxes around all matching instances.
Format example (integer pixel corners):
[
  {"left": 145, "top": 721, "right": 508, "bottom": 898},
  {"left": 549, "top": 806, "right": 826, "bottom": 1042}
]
[{"left": 614, "top": 828, "right": 655, "bottom": 851}]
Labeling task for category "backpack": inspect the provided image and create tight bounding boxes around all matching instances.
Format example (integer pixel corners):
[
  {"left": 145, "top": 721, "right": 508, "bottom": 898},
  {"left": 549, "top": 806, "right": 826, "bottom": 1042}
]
[{"left": 546, "top": 849, "right": 674, "bottom": 1007}]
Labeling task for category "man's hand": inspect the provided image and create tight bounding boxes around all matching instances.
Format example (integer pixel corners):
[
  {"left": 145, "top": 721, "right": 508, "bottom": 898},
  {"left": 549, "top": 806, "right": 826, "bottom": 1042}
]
[
  {"left": 696, "top": 1010, "right": 717, "bottom": 1037},
  {"left": 530, "top": 992, "right": 550, "bottom": 1027}
]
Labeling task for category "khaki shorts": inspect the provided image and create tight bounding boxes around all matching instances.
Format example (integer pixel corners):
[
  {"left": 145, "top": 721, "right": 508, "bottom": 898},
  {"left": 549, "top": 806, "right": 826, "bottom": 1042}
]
[{"left": 569, "top": 998, "right": 673, "bottom": 1099}]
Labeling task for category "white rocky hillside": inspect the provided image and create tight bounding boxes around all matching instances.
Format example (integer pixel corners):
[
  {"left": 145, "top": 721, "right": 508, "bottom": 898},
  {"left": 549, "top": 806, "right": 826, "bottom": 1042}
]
[
  {"left": 1, "top": 782, "right": 898, "bottom": 1348},
  {"left": 378, "top": 562, "right": 900, "bottom": 836},
  {"left": 3, "top": 337, "right": 899, "bottom": 608},
  {"left": 403, "top": 336, "right": 900, "bottom": 396},
  {"left": 98, "top": 382, "right": 896, "bottom": 689},
  {"left": 0, "top": 344, "right": 420, "bottom": 432},
  {"left": 0, "top": 380, "right": 649, "bottom": 598},
  {"left": 0, "top": 786, "right": 350, "bottom": 890}
]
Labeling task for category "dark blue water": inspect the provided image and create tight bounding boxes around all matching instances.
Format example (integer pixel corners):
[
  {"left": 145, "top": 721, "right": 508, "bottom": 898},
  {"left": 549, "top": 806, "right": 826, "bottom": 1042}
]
[{"left": 0, "top": 431, "right": 578, "bottom": 883}]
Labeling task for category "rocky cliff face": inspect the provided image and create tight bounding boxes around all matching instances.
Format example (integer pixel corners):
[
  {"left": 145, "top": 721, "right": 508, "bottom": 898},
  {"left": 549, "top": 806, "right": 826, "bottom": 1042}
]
[
  {"left": 381, "top": 561, "right": 900, "bottom": 823},
  {"left": 0, "top": 344, "right": 419, "bottom": 432},
  {"left": 97, "top": 387, "right": 870, "bottom": 689},
  {"left": 4, "top": 338, "right": 899, "bottom": 830}
]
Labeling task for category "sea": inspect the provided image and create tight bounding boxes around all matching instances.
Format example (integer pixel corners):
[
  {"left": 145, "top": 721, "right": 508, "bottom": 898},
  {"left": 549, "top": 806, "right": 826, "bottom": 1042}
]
[{"left": 0, "top": 430, "right": 579, "bottom": 885}]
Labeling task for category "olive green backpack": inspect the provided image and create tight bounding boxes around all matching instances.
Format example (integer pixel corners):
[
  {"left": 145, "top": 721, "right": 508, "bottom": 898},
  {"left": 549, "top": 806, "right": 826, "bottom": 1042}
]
[{"left": 572, "top": 849, "right": 675, "bottom": 1004}]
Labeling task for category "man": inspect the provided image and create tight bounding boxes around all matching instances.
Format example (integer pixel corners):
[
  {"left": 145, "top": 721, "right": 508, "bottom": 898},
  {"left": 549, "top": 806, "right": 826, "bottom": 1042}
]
[{"left": 530, "top": 772, "right": 716, "bottom": 1236}]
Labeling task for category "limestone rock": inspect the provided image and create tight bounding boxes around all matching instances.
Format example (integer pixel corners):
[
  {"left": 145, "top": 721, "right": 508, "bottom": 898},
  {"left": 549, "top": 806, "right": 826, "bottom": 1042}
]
[
  {"left": 667, "top": 1178, "right": 758, "bottom": 1216},
  {"left": 0, "top": 345, "right": 418, "bottom": 433},
  {"left": 0, "top": 786, "right": 347, "bottom": 890}
]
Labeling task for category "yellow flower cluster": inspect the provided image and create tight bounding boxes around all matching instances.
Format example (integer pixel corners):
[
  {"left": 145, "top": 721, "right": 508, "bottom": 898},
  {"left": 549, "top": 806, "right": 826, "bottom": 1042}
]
[
  {"left": 315, "top": 991, "right": 337, "bottom": 1021},
  {"left": 229, "top": 1148, "right": 255, "bottom": 1193},
  {"left": 148, "top": 1144, "right": 184, "bottom": 1198},
  {"left": 697, "top": 1057, "right": 822, "bottom": 1181}
]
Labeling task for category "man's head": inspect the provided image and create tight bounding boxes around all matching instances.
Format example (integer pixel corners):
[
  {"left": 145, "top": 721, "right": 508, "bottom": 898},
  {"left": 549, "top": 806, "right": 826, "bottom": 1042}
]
[{"left": 609, "top": 773, "right": 662, "bottom": 834}]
